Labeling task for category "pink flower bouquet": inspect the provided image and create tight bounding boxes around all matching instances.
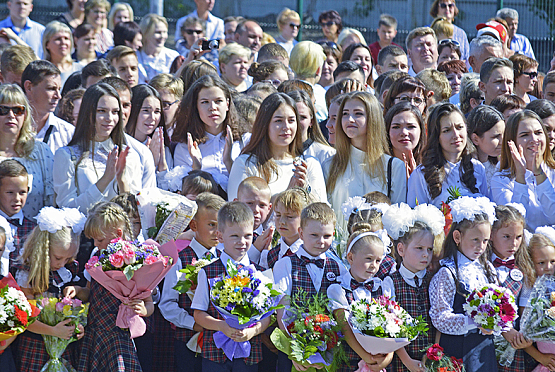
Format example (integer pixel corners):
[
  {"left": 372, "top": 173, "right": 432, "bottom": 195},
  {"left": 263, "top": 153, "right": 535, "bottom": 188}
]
[{"left": 85, "top": 238, "right": 177, "bottom": 338}]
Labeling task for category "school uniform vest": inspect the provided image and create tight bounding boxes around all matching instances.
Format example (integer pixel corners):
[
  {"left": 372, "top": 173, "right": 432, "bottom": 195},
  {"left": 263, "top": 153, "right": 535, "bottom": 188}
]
[
  {"left": 267, "top": 244, "right": 281, "bottom": 270},
  {"left": 375, "top": 255, "right": 396, "bottom": 281},
  {"left": 8, "top": 217, "right": 37, "bottom": 275},
  {"left": 201, "top": 259, "right": 264, "bottom": 365},
  {"left": 175, "top": 247, "right": 200, "bottom": 342},
  {"left": 290, "top": 255, "right": 341, "bottom": 301},
  {"left": 389, "top": 271, "right": 435, "bottom": 372}
]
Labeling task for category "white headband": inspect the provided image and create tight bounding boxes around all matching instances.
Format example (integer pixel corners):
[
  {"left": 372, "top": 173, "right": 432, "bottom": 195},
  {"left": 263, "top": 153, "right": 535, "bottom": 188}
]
[
  {"left": 346, "top": 230, "right": 389, "bottom": 256},
  {"left": 341, "top": 196, "right": 390, "bottom": 221}
]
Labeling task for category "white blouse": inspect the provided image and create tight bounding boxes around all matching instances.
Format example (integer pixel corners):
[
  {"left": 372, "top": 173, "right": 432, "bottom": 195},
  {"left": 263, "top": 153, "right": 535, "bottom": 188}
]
[
  {"left": 429, "top": 252, "right": 496, "bottom": 335},
  {"left": 173, "top": 132, "right": 250, "bottom": 192},
  {"left": 490, "top": 165, "right": 555, "bottom": 230},
  {"left": 327, "top": 271, "right": 394, "bottom": 312},
  {"left": 137, "top": 47, "right": 180, "bottom": 82},
  {"left": 53, "top": 138, "right": 145, "bottom": 213},
  {"left": 227, "top": 153, "right": 327, "bottom": 202},
  {"left": 407, "top": 158, "right": 489, "bottom": 208},
  {"left": 304, "top": 142, "right": 336, "bottom": 165},
  {"left": 322, "top": 146, "right": 406, "bottom": 232},
  {"left": 2, "top": 141, "right": 54, "bottom": 218}
]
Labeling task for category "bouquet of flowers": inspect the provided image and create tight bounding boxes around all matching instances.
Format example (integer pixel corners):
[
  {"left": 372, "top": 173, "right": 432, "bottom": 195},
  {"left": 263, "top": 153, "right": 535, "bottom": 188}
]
[
  {"left": 37, "top": 297, "right": 89, "bottom": 372},
  {"left": 85, "top": 238, "right": 178, "bottom": 338},
  {"left": 0, "top": 274, "right": 40, "bottom": 341},
  {"left": 423, "top": 344, "right": 465, "bottom": 372},
  {"left": 271, "top": 291, "right": 346, "bottom": 372},
  {"left": 349, "top": 296, "right": 428, "bottom": 354},
  {"left": 209, "top": 260, "right": 283, "bottom": 359},
  {"left": 136, "top": 188, "right": 197, "bottom": 244},
  {"left": 462, "top": 285, "right": 517, "bottom": 336}
]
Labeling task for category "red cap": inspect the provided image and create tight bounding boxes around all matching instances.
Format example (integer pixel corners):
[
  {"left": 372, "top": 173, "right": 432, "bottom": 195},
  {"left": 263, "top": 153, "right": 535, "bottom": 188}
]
[{"left": 476, "top": 21, "right": 507, "bottom": 43}]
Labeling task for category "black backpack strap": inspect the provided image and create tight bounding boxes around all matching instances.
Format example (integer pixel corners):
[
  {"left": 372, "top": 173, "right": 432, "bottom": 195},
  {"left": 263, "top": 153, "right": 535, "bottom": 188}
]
[
  {"left": 43, "top": 125, "right": 54, "bottom": 144},
  {"left": 387, "top": 156, "right": 393, "bottom": 199}
]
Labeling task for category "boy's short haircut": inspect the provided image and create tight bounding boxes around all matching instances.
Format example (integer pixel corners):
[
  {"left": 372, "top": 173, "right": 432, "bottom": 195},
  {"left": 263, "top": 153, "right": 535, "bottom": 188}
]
[
  {"left": 416, "top": 68, "right": 451, "bottom": 101},
  {"left": 100, "top": 76, "right": 131, "bottom": 96},
  {"left": 277, "top": 80, "right": 314, "bottom": 101},
  {"left": 0, "top": 159, "right": 28, "bottom": 187},
  {"left": 405, "top": 27, "right": 436, "bottom": 50},
  {"left": 111, "top": 192, "right": 140, "bottom": 219},
  {"left": 490, "top": 94, "right": 525, "bottom": 113},
  {"left": 237, "top": 177, "right": 271, "bottom": 198},
  {"left": 149, "top": 73, "right": 185, "bottom": 98},
  {"left": 81, "top": 59, "right": 114, "bottom": 87},
  {"left": 106, "top": 45, "right": 137, "bottom": 64},
  {"left": 379, "top": 70, "right": 410, "bottom": 98},
  {"left": 257, "top": 43, "right": 289, "bottom": 64},
  {"left": 378, "top": 14, "right": 397, "bottom": 29},
  {"left": 218, "top": 201, "right": 254, "bottom": 231},
  {"left": 479, "top": 57, "right": 513, "bottom": 84},
  {"left": 182, "top": 170, "right": 220, "bottom": 196},
  {"left": 274, "top": 188, "right": 314, "bottom": 215},
  {"left": 195, "top": 192, "right": 226, "bottom": 214},
  {"left": 300, "top": 202, "right": 336, "bottom": 228},
  {"left": 377, "top": 45, "right": 405, "bottom": 67},
  {"left": 333, "top": 60, "right": 365, "bottom": 81},
  {"left": 21, "top": 60, "right": 61, "bottom": 91},
  {"left": 1, "top": 45, "right": 38, "bottom": 78},
  {"left": 544, "top": 71, "right": 555, "bottom": 92},
  {"left": 363, "top": 191, "right": 392, "bottom": 205}
]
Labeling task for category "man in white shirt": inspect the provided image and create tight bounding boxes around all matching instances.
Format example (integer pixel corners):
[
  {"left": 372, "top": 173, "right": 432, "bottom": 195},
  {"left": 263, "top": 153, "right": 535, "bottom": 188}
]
[
  {"left": 22, "top": 60, "right": 74, "bottom": 154},
  {"left": 406, "top": 27, "right": 438, "bottom": 77},
  {"left": 0, "top": 0, "right": 44, "bottom": 58}
]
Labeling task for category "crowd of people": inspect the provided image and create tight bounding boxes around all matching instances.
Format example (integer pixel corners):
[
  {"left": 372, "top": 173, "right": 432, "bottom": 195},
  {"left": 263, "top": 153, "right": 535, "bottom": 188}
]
[{"left": 0, "top": 0, "right": 555, "bottom": 371}]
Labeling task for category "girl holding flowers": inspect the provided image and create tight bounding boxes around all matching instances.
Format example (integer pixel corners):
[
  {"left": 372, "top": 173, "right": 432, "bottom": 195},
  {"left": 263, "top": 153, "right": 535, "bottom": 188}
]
[
  {"left": 429, "top": 196, "right": 498, "bottom": 372},
  {"left": 327, "top": 223, "right": 395, "bottom": 371},
  {"left": 515, "top": 226, "right": 555, "bottom": 370},
  {"left": 79, "top": 202, "right": 154, "bottom": 372},
  {"left": 14, "top": 206, "right": 87, "bottom": 372},
  {"left": 381, "top": 203, "right": 445, "bottom": 372}
]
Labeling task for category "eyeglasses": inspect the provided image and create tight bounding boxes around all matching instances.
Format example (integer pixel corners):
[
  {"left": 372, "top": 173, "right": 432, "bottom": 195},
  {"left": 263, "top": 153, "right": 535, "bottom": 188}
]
[
  {"left": 185, "top": 29, "right": 203, "bottom": 35},
  {"left": 163, "top": 100, "right": 179, "bottom": 110},
  {"left": 0, "top": 105, "right": 25, "bottom": 116},
  {"left": 395, "top": 96, "right": 425, "bottom": 106},
  {"left": 289, "top": 23, "right": 300, "bottom": 29},
  {"left": 320, "top": 21, "right": 336, "bottom": 27},
  {"left": 439, "top": 3, "right": 455, "bottom": 9},
  {"left": 522, "top": 71, "right": 538, "bottom": 79},
  {"left": 439, "top": 38, "right": 460, "bottom": 46},
  {"left": 262, "top": 79, "right": 282, "bottom": 88}
]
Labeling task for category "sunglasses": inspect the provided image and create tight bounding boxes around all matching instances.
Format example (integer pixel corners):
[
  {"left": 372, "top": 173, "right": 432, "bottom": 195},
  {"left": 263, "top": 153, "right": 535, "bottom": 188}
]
[
  {"left": 320, "top": 21, "right": 336, "bottom": 27},
  {"left": 163, "top": 99, "right": 180, "bottom": 109},
  {"left": 522, "top": 71, "right": 538, "bottom": 79},
  {"left": 439, "top": 3, "right": 455, "bottom": 9},
  {"left": 289, "top": 23, "right": 300, "bottom": 29},
  {"left": 185, "top": 29, "right": 203, "bottom": 35},
  {"left": 0, "top": 105, "right": 25, "bottom": 116},
  {"left": 318, "top": 41, "right": 339, "bottom": 50},
  {"left": 439, "top": 38, "right": 460, "bottom": 46}
]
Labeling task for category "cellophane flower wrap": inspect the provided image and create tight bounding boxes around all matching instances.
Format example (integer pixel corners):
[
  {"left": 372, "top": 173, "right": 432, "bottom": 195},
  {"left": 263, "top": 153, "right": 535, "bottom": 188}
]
[
  {"left": 0, "top": 274, "right": 40, "bottom": 341},
  {"left": 270, "top": 291, "right": 347, "bottom": 372},
  {"left": 36, "top": 297, "right": 89, "bottom": 372},
  {"left": 349, "top": 296, "right": 428, "bottom": 354},
  {"left": 497, "top": 275, "right": 555, "bottom": 367},
  {"left": 462, "top": 284, "right": 517, "bottom": 336},
  {"left": 85, "top": 238, "right": 178, "bottom": 338},
  {"left": 422, "top": 343, "right": 465, "bottom": 372},
  {"left": 208, "top": 260, "right": 283, "bottom": 360}
]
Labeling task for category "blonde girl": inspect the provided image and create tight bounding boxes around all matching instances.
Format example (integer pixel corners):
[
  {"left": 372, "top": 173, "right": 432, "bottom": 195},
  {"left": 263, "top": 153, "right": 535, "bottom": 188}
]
[
  {"left": 78, "top": 202, "right": 153, "bottom": 372},
  {"left": 323, "top": 91, "right": 406, "bottom": 231},
  {"left": 14, "top": 207, "right": 87, "bottom": 372}
]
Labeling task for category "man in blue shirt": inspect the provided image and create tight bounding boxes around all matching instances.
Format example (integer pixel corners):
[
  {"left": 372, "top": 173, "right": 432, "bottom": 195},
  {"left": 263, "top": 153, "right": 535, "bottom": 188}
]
[
  {"left": 0, "top": 0, "right": 44, "bottom": 58},
  {"left": 496, "top": 7, "right": 535, "bottom": 60}
]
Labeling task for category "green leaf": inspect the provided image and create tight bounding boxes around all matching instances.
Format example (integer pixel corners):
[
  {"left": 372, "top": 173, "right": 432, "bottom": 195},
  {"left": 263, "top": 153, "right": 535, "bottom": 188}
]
[{"left": 123, "top": 265, "right": 135, "bottom": 281}]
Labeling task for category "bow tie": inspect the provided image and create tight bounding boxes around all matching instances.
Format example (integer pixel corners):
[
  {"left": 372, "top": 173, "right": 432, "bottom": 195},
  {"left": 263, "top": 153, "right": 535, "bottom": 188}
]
[
  {"left": 253, "top": 232, "right": 259, "bottom": 242},
  {"left": 8, "top": 218, "right": 21, "bottom": 228},
  {"left": 202, "top": 251, "right": 215, "bottom": 261},
  {"left": 350, "top": 278, "right": 380, "bottom": 292},
  {"left": 283, "top": 248, "right": 296, "bottom": 258},
  {"left": 493, "top": 258, "right": 515, "bottom": 270},
  {"left": 300, "top": 256, "right": 325, "bottom": 268}
]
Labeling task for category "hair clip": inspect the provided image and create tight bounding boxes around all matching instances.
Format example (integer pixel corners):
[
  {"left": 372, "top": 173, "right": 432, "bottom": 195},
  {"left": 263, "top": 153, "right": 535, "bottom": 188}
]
[
  {"left": 449, "top": 196, "right": 497, "bottom": 225},
  {"left": 535, "top": 226, "right": 555, "bottom": 246},
  {"left": 383, "top": 203, "right": 445, "bottom": 241},
  {"left": 505, "top": 202, "right": 526, "bottom": 218},
  {"left": 35, "top": 207, "right": 86, "bottom": 234}
]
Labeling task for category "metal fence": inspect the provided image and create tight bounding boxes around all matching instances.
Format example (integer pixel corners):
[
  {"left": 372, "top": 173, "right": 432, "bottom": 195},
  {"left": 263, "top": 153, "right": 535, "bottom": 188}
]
[{"left": 2, "top": 0, "right": 554, "bottom": 70}]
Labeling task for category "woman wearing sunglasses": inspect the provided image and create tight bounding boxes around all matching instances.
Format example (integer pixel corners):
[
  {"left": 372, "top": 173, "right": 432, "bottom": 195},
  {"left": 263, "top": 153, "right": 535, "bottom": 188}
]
[
  {"left": 318, "top": 10, "right": 342, "bottom": 44},
  {"left": 429, "top": 0, "right": 469, "bottom": 60},
  {"left": 276, "top": 8, "right": 300, "bottom": 56},
  {"left": 510, "top": 53, "right": 539, "bottom": 104},
  {"left": 176, "top": 16, "right": 205, "bottom": 58},
  {"left": 0, "top": 84, "right": 54, "bottom": 217}
]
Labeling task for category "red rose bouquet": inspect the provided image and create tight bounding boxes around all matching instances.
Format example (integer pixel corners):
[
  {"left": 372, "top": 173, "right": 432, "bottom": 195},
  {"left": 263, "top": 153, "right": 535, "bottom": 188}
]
[{"left": 423, "top": 344, "right": 465, "bottom": 372}]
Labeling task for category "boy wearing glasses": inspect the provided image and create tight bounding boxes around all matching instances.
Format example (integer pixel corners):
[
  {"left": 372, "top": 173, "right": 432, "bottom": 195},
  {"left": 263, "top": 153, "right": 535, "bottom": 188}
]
[
  {"left": 369, "top": 14, "right": 400, "bottom": 66},
  {"left": 149, "top": 73, "right": 184, "bottom": 138}
]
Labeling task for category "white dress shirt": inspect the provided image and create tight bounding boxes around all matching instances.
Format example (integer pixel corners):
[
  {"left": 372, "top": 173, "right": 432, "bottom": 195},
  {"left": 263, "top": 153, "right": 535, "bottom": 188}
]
[
  {"left": 159, "top": 238, "right": 218, "bottom": 329},
  {"left": 125, "top": 134, "right": 158, "bottom": 189},
  {"left": 490, "top": 252, "right": 514, "bottom": 285},
  {"left": 191, "top": 250, "right": 252, "bottom": 312},
  {"left": 407, "top": 158, "right": 489, "bottom": 208},
  {"left": 328, "top": 271, "right": 394, "bottom": 312},
  {"left": 53, "top": 138, "right": 144, "bottom": 213},
  {"left": 36, "top": 113, "right": 75, "bottom": 155},
  {"left": 490, "top": 165, "right": 555, "bottom": 230},
  {"left": 259, "top": 237, "right": 302, "bottom": 270}
]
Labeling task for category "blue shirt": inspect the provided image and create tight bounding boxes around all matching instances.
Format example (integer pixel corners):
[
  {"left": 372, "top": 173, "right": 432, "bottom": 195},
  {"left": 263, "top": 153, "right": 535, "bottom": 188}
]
[
  {"left": 0, "top": 16, "right": 45, "bottom": 58},
  {"left": 510, "top": 33, "right": 535, "bottom": 60}
]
